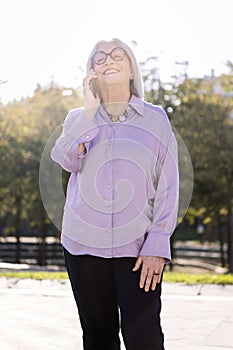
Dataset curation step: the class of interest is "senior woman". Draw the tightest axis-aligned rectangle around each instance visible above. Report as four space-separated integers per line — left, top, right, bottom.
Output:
51 38 179 350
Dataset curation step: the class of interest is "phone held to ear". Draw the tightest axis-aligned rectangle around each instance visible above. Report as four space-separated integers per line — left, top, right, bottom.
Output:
90 79 98 98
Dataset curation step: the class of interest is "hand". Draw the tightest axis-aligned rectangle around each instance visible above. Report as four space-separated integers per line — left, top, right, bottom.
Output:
83 69 100 120
77 143 85 155
132 256 165 292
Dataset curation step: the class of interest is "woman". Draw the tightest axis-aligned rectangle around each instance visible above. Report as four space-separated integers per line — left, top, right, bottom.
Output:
51 38 179 350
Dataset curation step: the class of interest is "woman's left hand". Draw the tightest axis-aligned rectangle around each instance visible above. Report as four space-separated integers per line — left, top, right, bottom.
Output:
132 256 165 292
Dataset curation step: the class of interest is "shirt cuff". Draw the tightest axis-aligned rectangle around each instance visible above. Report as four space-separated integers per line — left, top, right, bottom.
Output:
77 140 92 159
77 152 85 159
139 232 171 263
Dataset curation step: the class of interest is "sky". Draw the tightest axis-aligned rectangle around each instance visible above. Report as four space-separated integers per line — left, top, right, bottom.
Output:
1 0 233 104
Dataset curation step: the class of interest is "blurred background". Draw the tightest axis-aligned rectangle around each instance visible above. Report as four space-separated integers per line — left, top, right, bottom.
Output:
0 0 233 274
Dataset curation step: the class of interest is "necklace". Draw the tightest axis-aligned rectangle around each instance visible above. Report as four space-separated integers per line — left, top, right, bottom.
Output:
103 107 128 122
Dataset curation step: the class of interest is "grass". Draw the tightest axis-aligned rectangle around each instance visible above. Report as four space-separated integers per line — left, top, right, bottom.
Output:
0 271 68 280
0 271 233 285
163 272 233 285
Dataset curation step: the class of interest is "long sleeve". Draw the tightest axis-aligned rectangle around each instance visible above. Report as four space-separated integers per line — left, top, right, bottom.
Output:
51 108 99 172
139 131 179 262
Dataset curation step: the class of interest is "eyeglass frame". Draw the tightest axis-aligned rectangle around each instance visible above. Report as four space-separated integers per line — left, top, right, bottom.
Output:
91 47 127 65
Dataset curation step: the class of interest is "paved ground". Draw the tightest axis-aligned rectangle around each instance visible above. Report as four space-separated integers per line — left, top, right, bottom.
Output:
0 277 233 350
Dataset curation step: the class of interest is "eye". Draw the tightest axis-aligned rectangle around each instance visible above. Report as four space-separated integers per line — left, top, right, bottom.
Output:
112 48 125 61
93 51 106 65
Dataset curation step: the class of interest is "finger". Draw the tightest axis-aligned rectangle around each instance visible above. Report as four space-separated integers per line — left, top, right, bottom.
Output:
83 71 97 88
139 264 148 289
144 270 154 292
132 257 142 271
151 277 157 291
151 274 159 291
87 70 98 82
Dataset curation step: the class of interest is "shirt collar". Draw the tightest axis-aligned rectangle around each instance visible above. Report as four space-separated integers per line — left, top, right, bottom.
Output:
128 95 144 117
98 95 144 121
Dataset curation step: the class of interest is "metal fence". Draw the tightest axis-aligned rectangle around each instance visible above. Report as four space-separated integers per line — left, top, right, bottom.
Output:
0 236 228 269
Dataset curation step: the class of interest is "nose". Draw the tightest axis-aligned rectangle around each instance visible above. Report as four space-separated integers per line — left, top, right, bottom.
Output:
105 53 114 64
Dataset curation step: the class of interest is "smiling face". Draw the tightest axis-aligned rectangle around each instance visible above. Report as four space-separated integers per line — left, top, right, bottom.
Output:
92 42 133 93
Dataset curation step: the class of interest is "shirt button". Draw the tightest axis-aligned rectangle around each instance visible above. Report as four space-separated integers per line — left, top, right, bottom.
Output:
85 135 90 139
107 229 111 233
107 206 111 211
108 162 112 167
107 184 111 188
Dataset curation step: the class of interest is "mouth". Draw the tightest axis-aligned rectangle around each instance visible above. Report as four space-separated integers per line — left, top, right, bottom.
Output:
103 68 120 75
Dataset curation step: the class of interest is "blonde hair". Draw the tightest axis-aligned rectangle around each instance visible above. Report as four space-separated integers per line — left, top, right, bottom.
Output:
86 38 144 99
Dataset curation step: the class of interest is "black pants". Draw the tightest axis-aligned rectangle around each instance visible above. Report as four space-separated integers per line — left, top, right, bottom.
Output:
64 249 165 350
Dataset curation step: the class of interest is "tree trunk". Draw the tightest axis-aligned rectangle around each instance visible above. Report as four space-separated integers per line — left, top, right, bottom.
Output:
227 178 233 272
15 196 22 263
218 217 225 268
37 206 47 266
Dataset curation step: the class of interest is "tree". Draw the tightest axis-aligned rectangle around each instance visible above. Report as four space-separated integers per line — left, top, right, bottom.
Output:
141 59 233 272
0 84 83 264
172 74 233 272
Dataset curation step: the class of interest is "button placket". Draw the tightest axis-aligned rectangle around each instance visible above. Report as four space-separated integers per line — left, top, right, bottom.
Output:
110 126 115 252
106 125 114 245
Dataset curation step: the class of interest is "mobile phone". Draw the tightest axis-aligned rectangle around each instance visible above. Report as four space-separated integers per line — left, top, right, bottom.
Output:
90 79 98 98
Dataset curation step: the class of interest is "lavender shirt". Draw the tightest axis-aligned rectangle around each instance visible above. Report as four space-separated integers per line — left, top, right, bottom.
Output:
51 95 179 262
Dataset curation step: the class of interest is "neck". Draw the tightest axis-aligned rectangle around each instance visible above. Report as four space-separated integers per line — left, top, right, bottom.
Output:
101 85 131 116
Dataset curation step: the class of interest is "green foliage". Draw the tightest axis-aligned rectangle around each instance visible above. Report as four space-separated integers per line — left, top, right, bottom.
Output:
0 271 68 280
141 61 233 270
172 76 233 222
163 272 233 285
141 60 233 224
0 85 83 236
1 271 233 285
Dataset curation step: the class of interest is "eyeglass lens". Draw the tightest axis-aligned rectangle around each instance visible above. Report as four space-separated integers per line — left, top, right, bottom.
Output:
93 47 126 65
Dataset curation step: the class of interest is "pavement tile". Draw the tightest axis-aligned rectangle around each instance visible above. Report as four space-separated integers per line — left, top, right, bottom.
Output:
0 280 233 350
203 319 233 347
201 284 233 296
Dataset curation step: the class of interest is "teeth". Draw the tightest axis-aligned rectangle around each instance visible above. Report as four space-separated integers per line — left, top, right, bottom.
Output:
104 69 118 74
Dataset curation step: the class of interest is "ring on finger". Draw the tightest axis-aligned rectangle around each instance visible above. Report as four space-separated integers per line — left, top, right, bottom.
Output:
154 272 159 276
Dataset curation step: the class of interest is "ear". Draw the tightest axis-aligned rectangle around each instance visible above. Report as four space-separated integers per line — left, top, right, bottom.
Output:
129 62 134 79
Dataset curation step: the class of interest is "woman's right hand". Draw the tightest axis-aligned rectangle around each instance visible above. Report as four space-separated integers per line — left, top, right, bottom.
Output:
79 70 100 154
83 69 100 120
77 142 86 156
